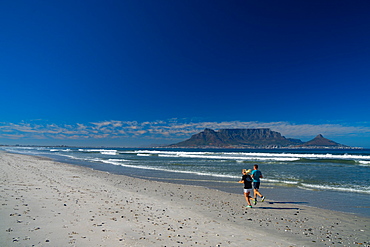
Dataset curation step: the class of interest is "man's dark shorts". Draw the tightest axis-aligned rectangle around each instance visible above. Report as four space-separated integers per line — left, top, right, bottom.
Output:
253 182 260 189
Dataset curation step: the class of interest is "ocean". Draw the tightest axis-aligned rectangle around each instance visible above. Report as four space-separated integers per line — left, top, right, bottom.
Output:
2 146 370 217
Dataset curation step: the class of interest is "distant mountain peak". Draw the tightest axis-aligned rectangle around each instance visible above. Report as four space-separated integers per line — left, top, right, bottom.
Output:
300 134 345 147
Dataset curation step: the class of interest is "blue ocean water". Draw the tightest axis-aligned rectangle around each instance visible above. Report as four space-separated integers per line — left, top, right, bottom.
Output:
2 146 370 217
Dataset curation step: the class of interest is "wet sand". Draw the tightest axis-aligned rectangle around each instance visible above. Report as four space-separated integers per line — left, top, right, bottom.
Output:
0 151 369 246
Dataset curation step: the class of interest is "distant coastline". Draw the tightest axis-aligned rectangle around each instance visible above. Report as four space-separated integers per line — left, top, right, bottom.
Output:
0 128 364 150
157 145 363 150
166 128 362 149
0 144 364 150
1 144 365 150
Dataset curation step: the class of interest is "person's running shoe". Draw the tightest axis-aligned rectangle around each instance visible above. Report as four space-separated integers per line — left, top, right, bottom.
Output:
246 205 252 208
261 196 265 202
253 198 257 205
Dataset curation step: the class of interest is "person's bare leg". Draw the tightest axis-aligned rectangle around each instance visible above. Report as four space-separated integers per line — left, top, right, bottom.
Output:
244 192 252 206
254 188 263 198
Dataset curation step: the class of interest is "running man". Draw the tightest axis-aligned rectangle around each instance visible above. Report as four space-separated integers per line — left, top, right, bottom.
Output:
251 164 265 205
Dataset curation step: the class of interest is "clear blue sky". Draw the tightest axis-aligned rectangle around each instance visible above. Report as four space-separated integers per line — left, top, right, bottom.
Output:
1 0 370 147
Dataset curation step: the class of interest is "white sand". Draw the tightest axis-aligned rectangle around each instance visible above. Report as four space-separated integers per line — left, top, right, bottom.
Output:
0 151 369 246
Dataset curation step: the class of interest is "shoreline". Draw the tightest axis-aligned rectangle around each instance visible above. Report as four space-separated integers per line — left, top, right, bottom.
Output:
129 172 370 219
40 150 370 218
1 151 369 246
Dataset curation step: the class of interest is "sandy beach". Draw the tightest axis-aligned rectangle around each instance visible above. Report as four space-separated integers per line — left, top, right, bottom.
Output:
0 151 369 247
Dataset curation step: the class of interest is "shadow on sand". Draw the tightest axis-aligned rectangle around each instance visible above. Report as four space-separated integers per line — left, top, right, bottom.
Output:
252 201 308 210
256 207 301 210
268 201 308 204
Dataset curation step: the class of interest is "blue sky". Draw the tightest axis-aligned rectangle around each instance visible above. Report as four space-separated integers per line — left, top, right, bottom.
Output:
1 0 370 147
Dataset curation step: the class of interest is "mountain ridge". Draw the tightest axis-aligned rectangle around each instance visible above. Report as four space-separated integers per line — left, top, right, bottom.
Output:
168 128 348 148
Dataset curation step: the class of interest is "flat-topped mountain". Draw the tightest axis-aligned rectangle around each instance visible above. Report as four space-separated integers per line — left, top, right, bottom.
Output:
168 128 347 148
169 128 302 148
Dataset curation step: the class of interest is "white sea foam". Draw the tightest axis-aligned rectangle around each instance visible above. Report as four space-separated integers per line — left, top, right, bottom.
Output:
75 148 118 155
229 152 370 160
83 149 370 162
133 150 370 162
153 152 299 161
108 159 128 162
300 183 370 194
57 154 79 160
89 158 238 179
264 178 299 184
358 160 370 166
78 149 115 153
100 150 118 155
282 180 299 184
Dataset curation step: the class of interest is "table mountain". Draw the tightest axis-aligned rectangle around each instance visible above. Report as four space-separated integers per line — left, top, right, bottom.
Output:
169 128 303 148
168 129 349 148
